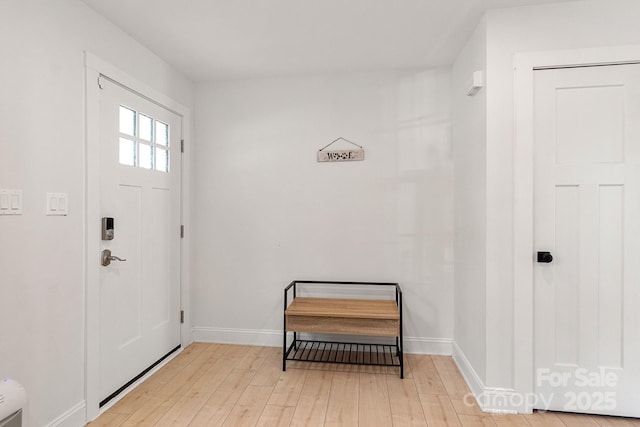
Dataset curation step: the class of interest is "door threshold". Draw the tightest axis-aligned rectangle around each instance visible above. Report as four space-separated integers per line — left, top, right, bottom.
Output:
99 345 181 409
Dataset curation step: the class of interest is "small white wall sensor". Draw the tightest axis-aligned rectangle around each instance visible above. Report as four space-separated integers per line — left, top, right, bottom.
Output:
466 70 484 97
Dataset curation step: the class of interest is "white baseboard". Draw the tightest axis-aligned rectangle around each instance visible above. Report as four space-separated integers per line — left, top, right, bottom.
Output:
452 341 485 398
193 327 283 347
192 326 453 355
405 336 452 355
45 401 86 427
451 342 519 414
480 388 520 414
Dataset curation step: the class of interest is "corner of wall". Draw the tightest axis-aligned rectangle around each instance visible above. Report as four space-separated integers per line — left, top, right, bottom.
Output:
453 341 527 415
452 5 488 391
452 341 484 398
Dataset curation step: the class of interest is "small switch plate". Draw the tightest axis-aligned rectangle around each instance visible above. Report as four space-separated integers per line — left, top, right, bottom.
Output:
0 190 22 215
46 193 68 216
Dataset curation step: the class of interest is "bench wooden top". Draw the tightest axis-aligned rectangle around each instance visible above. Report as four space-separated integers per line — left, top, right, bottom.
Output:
285 297 399 320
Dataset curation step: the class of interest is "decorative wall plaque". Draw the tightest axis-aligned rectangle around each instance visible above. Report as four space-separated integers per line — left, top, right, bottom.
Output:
317 137 365 162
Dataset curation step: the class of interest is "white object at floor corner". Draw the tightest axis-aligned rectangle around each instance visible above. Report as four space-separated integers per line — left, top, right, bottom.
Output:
0 379 27 424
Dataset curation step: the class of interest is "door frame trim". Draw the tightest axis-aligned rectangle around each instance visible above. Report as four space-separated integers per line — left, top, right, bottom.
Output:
513 45 640 413
84 52 192 422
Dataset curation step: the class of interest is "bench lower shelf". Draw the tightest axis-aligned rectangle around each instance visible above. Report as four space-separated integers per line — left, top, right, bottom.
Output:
284 339 402 370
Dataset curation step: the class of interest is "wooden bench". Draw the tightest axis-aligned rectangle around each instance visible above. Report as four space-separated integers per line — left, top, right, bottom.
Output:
283 280 403 378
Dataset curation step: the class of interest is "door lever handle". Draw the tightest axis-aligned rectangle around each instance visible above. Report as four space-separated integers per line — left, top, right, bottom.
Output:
102 249 127 266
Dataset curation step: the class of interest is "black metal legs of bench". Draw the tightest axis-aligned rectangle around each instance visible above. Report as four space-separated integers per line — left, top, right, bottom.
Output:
396 336 404 378
283 281 297 372
398 287 404 378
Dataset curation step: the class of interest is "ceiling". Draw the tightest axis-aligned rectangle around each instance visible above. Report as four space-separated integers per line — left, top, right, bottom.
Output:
81 0 574 82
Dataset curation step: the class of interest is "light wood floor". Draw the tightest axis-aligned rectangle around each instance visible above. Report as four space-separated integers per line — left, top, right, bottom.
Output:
90 343 640 426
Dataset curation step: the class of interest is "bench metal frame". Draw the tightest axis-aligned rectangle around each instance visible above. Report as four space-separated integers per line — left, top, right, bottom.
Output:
283 280 404 378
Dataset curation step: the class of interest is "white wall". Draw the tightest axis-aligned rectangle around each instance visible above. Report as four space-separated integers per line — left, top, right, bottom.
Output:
192 70 454 351
0 0 193 425
451 16 487 387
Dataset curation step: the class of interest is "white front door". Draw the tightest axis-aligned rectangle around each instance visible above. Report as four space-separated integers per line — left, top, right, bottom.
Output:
98 77 182 406
534 64 640 416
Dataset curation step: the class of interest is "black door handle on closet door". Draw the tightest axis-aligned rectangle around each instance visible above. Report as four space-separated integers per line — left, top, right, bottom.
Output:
537 252 553 263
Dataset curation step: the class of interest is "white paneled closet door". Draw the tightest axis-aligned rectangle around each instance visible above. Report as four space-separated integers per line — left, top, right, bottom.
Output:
534 63 640 417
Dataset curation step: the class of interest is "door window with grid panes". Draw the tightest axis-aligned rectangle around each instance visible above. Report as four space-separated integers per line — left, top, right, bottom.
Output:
119 106 170 172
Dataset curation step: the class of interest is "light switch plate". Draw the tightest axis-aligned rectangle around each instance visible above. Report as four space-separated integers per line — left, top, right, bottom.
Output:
0 190 22 215
46 193 68 216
